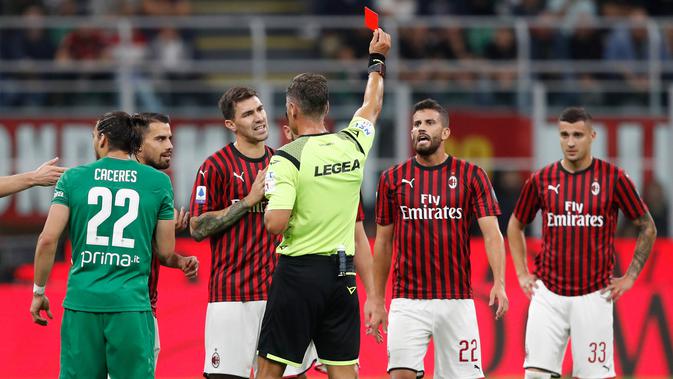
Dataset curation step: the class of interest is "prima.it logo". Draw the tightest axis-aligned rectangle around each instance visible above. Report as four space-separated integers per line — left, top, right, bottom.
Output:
80 250 140 268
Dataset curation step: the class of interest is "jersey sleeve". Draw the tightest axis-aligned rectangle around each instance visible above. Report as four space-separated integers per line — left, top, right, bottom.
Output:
158 173 175 221
614 169 648 220
190 159 224 217
470 167 501 218
51 171 70 207
339 116 376 158
356 196 365 222
264 154 298 210
375 170 394 225
513 174 540 224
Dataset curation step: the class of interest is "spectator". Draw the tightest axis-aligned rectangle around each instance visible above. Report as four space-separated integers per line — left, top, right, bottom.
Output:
603 7 670 104
512 0 547 16
567 13 605 104
547 0 597 31
2 5 56 106
485 27 518 104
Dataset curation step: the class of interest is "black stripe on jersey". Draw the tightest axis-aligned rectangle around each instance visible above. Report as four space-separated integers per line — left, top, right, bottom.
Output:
276 150 300 170
340 130 365 155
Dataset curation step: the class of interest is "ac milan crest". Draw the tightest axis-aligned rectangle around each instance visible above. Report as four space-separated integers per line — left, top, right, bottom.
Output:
448 175 458 189
591 181 600 196
211 351 220 368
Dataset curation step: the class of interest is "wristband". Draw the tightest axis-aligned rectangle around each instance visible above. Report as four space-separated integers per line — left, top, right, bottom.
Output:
33 284 45 295
368 53 386 67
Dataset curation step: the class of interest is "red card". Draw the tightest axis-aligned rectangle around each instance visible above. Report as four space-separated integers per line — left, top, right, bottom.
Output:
364 7 379 31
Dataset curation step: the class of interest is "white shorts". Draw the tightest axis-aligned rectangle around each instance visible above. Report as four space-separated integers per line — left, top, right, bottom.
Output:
387 298 484 379
204 301 316 377
525 280 615 378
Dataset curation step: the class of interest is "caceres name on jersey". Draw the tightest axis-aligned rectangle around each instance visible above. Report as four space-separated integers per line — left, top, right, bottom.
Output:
94 168 137 183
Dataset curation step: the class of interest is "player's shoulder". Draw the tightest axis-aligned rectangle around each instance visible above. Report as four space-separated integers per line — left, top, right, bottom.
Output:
199 145 235 171
530 161 561 181
593 157 622 174
381 158 414 178
275 137 309 164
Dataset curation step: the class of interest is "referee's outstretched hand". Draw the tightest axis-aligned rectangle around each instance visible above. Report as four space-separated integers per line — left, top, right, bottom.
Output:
369 28 391 56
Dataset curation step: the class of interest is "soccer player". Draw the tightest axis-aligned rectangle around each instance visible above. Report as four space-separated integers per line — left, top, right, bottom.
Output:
0 157 66 197
507 107 657 379
367 98 508 379
135 112 199 370
189 88 313 379
257 28 391 379
30 111 192 378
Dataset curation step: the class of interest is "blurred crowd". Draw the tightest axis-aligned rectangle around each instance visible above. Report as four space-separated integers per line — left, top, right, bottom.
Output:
2 0 673 108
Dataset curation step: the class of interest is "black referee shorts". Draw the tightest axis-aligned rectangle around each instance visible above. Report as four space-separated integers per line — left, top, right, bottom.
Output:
258 254 360 367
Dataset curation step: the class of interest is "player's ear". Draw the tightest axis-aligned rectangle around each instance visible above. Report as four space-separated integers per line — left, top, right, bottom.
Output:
224 119 237 133
442 127 451 141
98 133 107 149
288 101 298 121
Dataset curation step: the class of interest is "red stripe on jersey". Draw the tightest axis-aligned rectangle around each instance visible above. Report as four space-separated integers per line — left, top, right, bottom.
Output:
189 143 279 302
357 198 365 222
375 156 501 299
148 253 159 316
513 159 648 296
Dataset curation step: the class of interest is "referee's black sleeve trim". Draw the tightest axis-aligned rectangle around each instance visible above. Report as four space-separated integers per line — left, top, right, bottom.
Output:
275 150 300 170
340 130 365 155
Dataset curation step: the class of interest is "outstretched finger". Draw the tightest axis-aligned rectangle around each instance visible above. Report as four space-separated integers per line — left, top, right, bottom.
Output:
43 157 60 166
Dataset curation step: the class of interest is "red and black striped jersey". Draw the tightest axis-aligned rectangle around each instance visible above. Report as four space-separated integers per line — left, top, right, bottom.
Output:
190 143 277 302
376 156 500 299
513 158 648 296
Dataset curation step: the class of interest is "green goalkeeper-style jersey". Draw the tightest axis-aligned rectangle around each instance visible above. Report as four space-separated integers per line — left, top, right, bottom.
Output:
264 116 375 256
52 157 174 312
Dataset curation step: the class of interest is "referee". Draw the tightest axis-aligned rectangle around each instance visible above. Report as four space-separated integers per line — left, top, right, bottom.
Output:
256 28 391 379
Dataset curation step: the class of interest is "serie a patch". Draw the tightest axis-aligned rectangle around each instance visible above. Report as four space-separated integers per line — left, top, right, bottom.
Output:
195 186 207 204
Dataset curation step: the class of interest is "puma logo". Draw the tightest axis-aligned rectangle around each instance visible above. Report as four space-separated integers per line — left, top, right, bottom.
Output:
199 170 208 177
548 184 560 194
401 178 414 188
233 172 245 182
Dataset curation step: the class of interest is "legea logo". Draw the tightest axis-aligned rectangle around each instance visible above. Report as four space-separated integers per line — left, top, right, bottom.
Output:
80 250 140 268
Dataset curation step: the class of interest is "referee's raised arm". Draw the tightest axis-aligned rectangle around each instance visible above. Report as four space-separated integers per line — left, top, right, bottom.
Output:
353 28 391 124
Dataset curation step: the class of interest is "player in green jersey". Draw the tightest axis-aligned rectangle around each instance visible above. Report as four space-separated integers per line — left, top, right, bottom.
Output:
30 111 190 379
256 28 391 379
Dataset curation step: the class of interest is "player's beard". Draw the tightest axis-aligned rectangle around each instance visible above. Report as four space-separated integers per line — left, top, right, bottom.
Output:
415 135 442 156
148 157 170 170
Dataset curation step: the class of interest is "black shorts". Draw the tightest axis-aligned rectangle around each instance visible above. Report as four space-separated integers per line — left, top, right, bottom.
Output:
258 254 360 367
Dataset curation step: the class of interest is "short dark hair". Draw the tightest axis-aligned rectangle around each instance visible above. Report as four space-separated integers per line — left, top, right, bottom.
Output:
139 112 170 124
559 107 592 124
412 98 449 127
218 87 258 120
135 112 170 135
95 111 144 154
286 73 329 120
